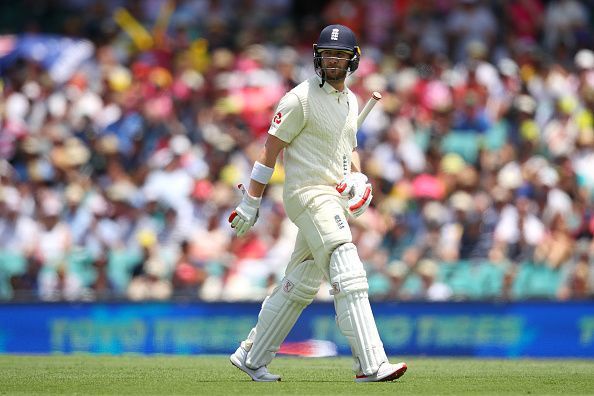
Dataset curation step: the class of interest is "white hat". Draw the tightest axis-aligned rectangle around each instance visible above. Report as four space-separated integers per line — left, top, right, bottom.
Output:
498 162 523 189
575 49 594 70
145 257 167 278
364 73 388 93
5 92 30 122
387 260 408 278
423 201 447 224
47 92 68 119
515 94 537 114
170 135 191 156
106 181 137 203
393 67 418 93
41 195 63 216
538 166 559 187
449 191 474 212
87 194 108 215
1 186 20 211
498 58 519 77
150 148 174 168
0 160 12 177
417 259 438 278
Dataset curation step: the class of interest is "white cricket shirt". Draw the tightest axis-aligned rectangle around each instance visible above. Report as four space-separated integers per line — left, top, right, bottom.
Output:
268 76 359 209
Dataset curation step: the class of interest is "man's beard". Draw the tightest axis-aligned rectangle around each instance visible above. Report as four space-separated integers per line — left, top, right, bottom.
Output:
321 66 348 81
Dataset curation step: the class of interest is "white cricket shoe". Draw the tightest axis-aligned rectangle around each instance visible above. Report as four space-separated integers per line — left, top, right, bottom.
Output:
230 344 281 382
355 361 407 383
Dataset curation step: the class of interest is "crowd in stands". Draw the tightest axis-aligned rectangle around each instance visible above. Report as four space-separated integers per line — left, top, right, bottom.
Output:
1 0 594 302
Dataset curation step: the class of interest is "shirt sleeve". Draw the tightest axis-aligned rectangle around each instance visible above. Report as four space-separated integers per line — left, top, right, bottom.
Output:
267 92 305 143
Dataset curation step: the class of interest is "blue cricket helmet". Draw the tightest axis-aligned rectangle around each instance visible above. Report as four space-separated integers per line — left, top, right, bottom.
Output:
313 24 361 80
316 24 358 53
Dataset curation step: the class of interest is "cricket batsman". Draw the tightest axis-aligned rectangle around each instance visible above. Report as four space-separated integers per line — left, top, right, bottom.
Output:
228 24 407 383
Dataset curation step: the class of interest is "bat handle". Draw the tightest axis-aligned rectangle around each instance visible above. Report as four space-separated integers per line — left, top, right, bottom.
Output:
357 91 382 129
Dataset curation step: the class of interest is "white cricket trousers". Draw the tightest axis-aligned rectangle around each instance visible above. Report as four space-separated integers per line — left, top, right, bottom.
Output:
243 190 351 368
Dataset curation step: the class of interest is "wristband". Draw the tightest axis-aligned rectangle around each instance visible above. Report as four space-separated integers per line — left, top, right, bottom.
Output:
250 161 274 185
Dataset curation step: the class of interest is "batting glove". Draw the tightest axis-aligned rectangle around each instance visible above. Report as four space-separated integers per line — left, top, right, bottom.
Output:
336 172 373 218
228 184 261 237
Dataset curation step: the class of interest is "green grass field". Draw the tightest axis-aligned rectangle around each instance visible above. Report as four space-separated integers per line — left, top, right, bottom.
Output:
1 355 593 395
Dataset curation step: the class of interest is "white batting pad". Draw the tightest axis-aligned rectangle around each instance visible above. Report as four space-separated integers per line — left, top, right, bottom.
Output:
245 260 323 369
330 243 388 376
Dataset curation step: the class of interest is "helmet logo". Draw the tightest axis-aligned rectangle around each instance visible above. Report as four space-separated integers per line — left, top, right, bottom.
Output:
330 28 339 41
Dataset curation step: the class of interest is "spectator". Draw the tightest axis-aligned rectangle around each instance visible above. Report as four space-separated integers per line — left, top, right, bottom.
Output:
446 0 497 63
171 240 207 299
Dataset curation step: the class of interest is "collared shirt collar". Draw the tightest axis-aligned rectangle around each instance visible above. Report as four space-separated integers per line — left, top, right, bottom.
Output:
316 75 348 95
